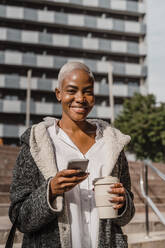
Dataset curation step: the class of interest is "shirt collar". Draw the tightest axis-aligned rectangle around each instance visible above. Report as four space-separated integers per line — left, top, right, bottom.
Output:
54 118 60 135
53 118 103 141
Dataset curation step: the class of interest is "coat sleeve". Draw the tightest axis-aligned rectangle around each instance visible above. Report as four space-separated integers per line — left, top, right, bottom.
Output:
112 151 135 226
9 143 63 233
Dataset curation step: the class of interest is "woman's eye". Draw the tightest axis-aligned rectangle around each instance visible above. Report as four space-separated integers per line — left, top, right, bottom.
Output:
67 90 76 94
85 91 94 95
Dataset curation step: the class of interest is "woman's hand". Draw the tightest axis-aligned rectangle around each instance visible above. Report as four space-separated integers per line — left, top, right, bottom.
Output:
50 169 89 198
108 183 126 210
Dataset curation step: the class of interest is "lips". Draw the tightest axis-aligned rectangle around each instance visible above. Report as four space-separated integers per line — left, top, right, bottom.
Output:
70 106 88 114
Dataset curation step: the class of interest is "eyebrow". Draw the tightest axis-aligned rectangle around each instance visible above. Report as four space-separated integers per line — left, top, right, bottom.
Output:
65 85 93 90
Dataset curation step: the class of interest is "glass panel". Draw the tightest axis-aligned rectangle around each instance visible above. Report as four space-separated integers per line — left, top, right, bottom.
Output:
53 103 62 115
24 8 37 21
113 63 125 75
5 75 20 88
85 59 97 72
127 1 138 12
55 12 68 24
69 35 82 48
0 5 6 17
113 20 125 32
0 52 4 63
98 0 110 8
99 39 111 51
7 29 21 42
4 125 18 137
127 42 139 54
54 56 67 68
39 32 52 45
85 16 97 28
38 78 52 91
22 53 36 66
70 0 82 4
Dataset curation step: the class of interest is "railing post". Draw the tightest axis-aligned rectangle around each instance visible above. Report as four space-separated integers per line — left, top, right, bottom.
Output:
144 164 150 237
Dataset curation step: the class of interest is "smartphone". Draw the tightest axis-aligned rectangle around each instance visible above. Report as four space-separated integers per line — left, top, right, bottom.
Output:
67 159 89 172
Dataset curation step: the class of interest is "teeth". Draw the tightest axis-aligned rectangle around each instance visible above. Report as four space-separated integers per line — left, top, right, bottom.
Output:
72 107 86 109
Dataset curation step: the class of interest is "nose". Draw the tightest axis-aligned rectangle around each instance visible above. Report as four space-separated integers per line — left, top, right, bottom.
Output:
75 91 85 103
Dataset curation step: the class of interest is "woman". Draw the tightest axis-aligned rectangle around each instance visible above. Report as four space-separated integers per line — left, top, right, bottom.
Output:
9 62 135 248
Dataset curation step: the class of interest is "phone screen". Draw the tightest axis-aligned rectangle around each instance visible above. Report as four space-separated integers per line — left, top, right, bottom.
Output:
67 159 89 172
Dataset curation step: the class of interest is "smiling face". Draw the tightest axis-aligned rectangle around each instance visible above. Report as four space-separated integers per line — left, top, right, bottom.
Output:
55 69 95 122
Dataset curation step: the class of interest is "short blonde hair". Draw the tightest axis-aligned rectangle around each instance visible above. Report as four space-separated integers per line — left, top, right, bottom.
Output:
57 61 94 88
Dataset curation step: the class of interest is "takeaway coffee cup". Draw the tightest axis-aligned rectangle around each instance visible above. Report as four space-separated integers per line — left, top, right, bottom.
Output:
93 176 119 219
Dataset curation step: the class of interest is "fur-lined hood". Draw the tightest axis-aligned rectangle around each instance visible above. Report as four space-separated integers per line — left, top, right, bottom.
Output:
21 117 131 178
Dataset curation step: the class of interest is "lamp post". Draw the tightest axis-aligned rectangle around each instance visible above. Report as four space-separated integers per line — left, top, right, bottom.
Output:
108 64 114 124
26 69 32 128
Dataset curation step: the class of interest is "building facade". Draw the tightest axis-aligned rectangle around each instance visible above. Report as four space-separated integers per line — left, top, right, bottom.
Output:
0 0 147 145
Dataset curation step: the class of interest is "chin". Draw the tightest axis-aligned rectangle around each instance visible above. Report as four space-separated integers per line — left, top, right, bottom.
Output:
70 114 88 122
72 116 87 122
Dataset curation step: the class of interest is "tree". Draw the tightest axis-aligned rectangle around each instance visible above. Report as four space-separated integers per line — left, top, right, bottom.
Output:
114 93 165 162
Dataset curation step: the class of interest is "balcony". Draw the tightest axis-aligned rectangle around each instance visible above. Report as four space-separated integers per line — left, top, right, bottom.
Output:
95 81 140 97
49 0 146 15
0 51 147 78
0 74 141 98
0 27 147 56
0 124 26 138
0 99 122 120
0 5 146 36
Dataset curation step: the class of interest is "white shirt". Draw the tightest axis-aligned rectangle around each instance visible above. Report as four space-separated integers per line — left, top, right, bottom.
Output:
47 119 106 248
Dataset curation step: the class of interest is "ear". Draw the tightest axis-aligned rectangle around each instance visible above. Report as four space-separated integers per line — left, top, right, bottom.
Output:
55 88 61 102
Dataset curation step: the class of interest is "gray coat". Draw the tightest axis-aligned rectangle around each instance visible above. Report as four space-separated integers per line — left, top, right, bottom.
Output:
9 118 135 248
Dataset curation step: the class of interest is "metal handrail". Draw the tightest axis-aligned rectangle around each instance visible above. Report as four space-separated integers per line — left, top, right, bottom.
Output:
140 159 165 237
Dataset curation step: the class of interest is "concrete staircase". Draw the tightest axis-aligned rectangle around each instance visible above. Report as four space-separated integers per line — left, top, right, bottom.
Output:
125 161 165 247
0 146 22 247
0 146 19 218
1 146 165 247
129 161 165 213
123 212 165 248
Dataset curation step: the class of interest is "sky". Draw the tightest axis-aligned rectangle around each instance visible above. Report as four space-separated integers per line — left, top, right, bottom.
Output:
147 0 165 103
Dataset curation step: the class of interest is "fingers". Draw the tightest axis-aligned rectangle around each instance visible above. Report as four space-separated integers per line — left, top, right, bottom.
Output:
110 195 126 209
57 169 84 177
113 203 125 210
108 183 126 210
50 169 89 196
110 196 125 203
56 173 89 184
108 183 125 195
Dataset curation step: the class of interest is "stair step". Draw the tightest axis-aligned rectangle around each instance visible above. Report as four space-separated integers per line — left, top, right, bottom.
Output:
0 243 21 248
135 203 165 212
134 196 165 204
127 231 165 248
0 185 10 193
0 193 10 204
0 217 23 245
123 212 165 234
0 204 9 216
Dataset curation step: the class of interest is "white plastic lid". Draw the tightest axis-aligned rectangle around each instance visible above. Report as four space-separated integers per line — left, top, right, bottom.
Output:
93 176 119 185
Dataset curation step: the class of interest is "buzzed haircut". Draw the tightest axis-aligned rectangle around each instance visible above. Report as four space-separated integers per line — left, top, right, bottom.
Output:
57 61 95 89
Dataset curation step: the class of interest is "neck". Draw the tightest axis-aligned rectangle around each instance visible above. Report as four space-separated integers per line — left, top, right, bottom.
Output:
59 115 88 133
